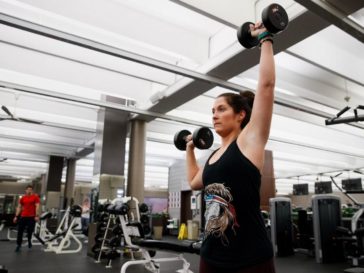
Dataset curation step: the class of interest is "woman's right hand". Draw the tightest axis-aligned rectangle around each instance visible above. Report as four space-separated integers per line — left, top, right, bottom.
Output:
186 134 195 151
249 21 267 37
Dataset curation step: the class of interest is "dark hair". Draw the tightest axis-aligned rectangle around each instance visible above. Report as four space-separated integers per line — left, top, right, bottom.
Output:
217 91 255 129
26 184 33 189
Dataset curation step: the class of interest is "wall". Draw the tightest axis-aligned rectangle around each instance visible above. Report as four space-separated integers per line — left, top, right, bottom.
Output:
0 182 30 195
168 159 187 221
73 184 94 205
290 191 364 208
144 190 168 199
260 150 276 211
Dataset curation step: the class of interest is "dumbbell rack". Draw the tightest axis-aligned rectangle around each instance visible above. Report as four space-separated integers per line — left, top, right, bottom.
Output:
93 197 145 269
95 214 118 268
139 203 152 238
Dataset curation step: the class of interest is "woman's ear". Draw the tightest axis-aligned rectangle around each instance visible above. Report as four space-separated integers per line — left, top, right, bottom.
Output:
238 110 246 122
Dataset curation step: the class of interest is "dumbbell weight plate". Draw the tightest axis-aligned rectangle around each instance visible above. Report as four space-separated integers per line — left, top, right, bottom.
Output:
174 130 191 151
106 204 116 214
99 213 109 222
192 127 214 150
97 223 107 233
121 204 129 215
92 246 101 254
112 225 123 235
143 225 151 235
105 250 120 259
95 233 104 242
140 214 149 224
262 3 289 34
114 203 129 215
139 203 149 213
237 22 259 49
108 236 121 247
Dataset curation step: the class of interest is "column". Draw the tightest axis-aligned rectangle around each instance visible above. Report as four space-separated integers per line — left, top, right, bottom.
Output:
93 95 130 199
260 150 276 211
126 119 147 202
45 155 64 210
64 158 76 208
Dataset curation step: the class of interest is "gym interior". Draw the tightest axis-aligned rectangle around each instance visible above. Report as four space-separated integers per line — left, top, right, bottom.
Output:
0 1 364 273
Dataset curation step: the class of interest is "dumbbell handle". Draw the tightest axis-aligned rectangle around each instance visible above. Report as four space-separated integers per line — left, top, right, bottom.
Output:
185 135 194 150
248 22 270 38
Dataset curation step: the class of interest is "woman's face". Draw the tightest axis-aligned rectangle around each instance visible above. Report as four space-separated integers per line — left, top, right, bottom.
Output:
212 97 244 136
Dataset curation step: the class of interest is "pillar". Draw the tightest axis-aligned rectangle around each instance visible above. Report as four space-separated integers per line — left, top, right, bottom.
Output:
260 150 276 211
45 155 64 209
126 119 147 202
93 95 130 199
64 158 76 208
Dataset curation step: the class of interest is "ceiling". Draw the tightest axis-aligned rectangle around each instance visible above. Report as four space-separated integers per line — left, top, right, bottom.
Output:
0 0 363 194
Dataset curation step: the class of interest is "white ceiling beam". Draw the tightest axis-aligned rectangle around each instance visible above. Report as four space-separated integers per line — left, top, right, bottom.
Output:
240 60 364 110
0 151 47 162
0 146 75 158
287 28 364 86
0 134 93 149
285 50 364 89
294 0 364 43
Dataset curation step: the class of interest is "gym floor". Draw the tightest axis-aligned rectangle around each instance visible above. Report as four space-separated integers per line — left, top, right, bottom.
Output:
0 231 353 273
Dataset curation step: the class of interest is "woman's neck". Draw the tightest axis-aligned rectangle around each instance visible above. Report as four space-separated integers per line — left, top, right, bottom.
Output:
220 130 240 149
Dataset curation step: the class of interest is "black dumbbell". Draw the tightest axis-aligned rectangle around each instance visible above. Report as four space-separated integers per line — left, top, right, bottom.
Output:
105 249 120 260
114 203 129 215
108 236 121 247
143 225 151 235
140 214 149 224
112 225 123 235
99 213 109 222
237 3 289 49
174 127 214 151
139 203 149 213
91 245 101 253
106 204 116 214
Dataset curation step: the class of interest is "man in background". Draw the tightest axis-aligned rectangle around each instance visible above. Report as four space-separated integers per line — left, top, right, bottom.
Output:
13 185 40 252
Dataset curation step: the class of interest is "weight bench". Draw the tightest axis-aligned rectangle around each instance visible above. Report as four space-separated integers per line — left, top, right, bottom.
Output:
131 238 201 254
119 218 201 273
121 239 201 273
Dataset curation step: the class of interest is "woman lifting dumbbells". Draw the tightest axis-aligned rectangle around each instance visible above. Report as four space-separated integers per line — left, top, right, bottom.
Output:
183 4 289 273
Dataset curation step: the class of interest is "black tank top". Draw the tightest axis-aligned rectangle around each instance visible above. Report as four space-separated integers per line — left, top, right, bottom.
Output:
201 140 273 269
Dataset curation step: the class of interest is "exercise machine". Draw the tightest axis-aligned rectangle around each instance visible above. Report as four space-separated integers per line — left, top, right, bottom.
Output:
34 205 83 254
312 194 344 263
269 197 294 256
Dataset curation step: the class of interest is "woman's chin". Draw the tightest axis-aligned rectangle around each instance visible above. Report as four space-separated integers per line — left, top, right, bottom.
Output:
214 128 224 136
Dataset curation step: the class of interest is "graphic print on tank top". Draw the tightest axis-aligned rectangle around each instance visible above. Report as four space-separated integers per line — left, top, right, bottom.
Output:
204 183 239 245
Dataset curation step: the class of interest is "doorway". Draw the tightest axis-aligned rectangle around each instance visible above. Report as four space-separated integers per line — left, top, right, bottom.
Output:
180 190 192 225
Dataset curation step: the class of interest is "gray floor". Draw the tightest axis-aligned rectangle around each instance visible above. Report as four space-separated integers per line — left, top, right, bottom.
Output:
0 231 356 273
